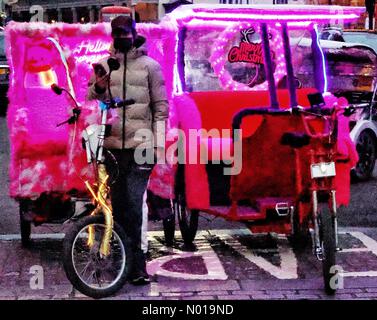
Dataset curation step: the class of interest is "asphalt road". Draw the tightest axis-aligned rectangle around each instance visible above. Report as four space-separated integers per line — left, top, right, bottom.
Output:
0 116 18 235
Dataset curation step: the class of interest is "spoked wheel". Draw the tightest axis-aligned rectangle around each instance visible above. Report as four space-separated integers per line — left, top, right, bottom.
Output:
20 201 31 248
174 191 199 246
318 206 337 295
353 130 376 181
162 215 175 247
63 215 128 299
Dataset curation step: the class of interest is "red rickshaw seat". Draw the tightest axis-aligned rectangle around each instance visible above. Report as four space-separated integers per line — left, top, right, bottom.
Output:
188 89 316 161
229 115 318 203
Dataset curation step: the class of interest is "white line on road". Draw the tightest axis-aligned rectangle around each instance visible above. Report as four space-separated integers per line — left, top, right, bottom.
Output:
343 271 377 277
348 231 377 257
3 228 377 281
340 248 370 253
0 229 253 241
0 233 65 241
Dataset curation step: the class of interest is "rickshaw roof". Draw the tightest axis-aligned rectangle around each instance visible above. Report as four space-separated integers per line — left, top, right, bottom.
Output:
167 4 365 24
100 6 132 14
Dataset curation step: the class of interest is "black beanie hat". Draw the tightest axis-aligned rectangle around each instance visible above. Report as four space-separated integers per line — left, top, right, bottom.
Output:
111 15 136 39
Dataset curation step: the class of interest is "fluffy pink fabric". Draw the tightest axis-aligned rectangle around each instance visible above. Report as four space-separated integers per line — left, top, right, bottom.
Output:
5 22 357 210
5 22 174 198
174 94 210 209
147 94 211 210
325 94 358 205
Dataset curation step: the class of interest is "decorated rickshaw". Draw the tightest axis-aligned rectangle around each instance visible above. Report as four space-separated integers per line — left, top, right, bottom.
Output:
5 4 363 297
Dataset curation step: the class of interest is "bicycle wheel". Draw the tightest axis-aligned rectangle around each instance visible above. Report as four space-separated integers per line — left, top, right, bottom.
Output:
319 205 337 295
174 191 199 246
163 215 175 247
63 215 127 299
20 201 31 247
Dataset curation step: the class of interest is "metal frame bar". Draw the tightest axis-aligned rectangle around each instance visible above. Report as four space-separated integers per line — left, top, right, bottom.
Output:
261 23 279 109
281 22 298 108
311 25 326 93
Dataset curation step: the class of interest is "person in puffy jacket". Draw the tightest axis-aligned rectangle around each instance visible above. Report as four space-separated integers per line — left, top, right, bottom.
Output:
87 15 169 285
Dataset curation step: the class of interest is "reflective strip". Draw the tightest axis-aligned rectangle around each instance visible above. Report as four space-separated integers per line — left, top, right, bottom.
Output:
141 190 148 254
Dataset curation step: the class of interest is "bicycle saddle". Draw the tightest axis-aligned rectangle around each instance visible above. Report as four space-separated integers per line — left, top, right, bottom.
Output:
281 132 311 149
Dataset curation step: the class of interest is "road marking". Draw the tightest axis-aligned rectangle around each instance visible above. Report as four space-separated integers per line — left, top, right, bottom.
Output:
0 233 65 241
0 229 252 241
343 271 377 277
4 229 377 280
337 231 377 278
147 246 228 281
347 231 377 257
340 248 370 253
217 233 298 279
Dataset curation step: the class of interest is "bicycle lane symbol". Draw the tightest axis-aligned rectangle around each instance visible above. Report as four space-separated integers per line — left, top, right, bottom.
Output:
146 229 377 281
146 229 298 280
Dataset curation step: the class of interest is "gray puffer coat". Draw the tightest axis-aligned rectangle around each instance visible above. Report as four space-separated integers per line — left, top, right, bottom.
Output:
87 37 169 150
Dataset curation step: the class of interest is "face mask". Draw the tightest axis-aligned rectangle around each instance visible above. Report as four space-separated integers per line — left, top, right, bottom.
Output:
114 37 133 53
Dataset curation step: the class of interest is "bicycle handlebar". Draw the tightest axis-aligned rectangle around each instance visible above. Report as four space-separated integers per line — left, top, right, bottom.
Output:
231 102 372 142
232 107 292 137
342 103 369 117
108 98 136 109
232 106 338 141
52 83 136 127
56 108 81 127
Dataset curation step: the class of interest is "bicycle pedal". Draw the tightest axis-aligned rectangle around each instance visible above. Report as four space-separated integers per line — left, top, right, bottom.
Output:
275 203 292 217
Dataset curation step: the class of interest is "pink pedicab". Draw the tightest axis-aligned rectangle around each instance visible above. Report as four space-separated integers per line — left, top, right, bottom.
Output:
5 4 363 297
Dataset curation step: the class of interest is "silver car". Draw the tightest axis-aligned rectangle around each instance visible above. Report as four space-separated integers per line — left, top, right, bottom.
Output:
326 30 377 181
295 34 377 181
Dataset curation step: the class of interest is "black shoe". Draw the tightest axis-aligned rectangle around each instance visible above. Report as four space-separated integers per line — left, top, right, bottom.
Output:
129 271 150 286
144 251 152 261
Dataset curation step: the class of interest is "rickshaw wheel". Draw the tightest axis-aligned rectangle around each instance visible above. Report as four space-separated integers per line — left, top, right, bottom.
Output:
63 215 128 299
163 216 175 247
319 206 337 295
20 201 31 247
174 192 199 246
352 130 376 182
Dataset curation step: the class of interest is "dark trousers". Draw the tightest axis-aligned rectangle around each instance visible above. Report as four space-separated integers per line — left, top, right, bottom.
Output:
105 149 154 275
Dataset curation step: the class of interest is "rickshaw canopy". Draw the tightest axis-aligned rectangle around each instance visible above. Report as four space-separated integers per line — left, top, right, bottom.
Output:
165 4 365 24
4 4 365 201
